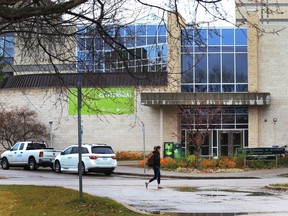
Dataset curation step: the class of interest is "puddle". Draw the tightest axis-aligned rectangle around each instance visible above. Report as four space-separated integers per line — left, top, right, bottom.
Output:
246 191 274 196
278 173 288 178
156 213 248 215
173 186 200 192
173 187 275 197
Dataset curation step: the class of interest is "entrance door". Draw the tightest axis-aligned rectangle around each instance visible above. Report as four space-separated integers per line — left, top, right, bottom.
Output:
218 131 243 157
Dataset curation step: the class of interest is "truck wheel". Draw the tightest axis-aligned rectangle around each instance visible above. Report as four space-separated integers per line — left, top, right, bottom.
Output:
28 157 37 171
1 157 10 170
55 161 61 173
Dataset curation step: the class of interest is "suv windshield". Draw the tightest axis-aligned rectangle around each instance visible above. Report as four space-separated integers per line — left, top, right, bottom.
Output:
92 146 114 154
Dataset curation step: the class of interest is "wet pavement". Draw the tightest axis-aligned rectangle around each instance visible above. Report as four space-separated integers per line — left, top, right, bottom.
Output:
114 161 288 215
1 161 288 215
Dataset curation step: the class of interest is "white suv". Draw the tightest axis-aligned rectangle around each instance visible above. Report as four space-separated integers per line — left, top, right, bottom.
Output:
54 144 117 175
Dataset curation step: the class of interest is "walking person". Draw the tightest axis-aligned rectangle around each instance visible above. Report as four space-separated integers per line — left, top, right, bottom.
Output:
145 145 162 189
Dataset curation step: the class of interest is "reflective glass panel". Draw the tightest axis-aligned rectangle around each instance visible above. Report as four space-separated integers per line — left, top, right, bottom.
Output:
235 29 247 45
136 25 146 35
194 29 207 46
195 54 207 83
208 29 220 45
181 54 194 83
195 85 207 92
236 84 248 92
222 29 234 45
236 53 248 82
222 53 234 83
208 54 220 83
147 25 157 35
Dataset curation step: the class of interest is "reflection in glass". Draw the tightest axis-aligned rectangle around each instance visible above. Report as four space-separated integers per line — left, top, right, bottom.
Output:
181 54 194 83
208 29 220 45
195 85 207 92
236 84 248 92
208 54 220 83
236 53 248 82
222 53 234 83
235 29 247 45
222 85 235 92
195 54 207 83
222 29 234 45
194 29 207 46
181 85 194 92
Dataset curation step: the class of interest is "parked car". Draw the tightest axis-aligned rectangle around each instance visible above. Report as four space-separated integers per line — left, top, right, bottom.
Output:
0 141 61 170
54 144 117 175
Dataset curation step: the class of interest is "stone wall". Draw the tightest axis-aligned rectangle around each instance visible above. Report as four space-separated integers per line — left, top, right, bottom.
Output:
0 87 176 153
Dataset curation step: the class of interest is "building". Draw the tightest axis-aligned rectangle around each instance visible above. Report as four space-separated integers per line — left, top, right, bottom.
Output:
0 2 286 157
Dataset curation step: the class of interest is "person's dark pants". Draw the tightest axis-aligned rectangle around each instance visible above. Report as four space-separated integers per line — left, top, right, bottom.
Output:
149 166 161 184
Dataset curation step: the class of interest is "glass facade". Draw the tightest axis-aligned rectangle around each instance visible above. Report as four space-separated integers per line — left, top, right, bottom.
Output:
77 25 167 73
0 33 14 65
181 28 248 93
180 107 248 130
180 27 249 157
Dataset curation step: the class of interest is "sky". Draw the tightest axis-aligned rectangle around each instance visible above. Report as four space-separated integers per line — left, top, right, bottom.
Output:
129 0 236 26
67 0 236 27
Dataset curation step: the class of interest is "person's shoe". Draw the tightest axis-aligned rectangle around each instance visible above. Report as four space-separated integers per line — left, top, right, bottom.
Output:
158 186 163 189
145 182 148 189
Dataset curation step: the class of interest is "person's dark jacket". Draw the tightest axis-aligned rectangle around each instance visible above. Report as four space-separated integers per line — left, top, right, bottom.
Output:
153 150 161 168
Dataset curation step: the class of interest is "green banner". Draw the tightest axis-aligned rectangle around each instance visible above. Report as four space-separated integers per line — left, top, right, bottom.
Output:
68 87 134 115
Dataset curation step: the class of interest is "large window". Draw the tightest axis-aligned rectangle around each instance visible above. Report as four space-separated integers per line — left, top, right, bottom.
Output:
77 25 167 73
180 107 248 130
181 28 248 93
0 33 14 65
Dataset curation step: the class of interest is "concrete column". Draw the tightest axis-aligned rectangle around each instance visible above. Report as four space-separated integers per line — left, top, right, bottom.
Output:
167 12 186 93
247 11 260 147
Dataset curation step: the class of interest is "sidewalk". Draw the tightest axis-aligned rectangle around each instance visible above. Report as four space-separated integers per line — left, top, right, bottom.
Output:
115 160 288 179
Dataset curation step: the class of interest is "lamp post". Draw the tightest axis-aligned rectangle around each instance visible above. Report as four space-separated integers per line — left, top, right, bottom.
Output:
273 118 277 146
77 81 83 198
141 122 146 173
49 121 53 148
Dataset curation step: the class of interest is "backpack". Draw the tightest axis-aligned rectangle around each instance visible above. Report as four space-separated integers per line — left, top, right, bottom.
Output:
147 152 154 168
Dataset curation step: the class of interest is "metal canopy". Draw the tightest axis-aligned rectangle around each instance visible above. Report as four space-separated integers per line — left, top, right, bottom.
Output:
141 92 270 106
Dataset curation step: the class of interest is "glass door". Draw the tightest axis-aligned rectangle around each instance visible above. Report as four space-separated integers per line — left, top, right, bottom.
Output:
218 130 243 157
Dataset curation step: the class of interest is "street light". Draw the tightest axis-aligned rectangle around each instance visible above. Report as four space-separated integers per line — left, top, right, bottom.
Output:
49 121 53 148
141 122 146 173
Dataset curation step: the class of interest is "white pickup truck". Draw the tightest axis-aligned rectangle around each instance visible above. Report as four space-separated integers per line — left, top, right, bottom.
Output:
0 141 62 170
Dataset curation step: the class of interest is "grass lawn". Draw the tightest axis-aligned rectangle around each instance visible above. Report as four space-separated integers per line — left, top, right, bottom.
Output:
0 185 154 216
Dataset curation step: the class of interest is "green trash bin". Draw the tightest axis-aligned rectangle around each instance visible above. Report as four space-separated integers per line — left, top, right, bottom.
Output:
173 143 182 159
164 142 174 158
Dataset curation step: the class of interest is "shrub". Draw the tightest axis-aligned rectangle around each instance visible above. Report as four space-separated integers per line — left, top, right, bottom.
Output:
199 158 217 169
217 156 236 169
138 159 146 167
246 160 275 169
278 156 288 167
116 151 143 160
186 154 197 167
232 156 245 168
176 161 189 168
161 157 177 169
138 157 177 169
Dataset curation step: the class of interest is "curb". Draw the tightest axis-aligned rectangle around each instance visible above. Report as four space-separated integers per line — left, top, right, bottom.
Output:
113 171 260 179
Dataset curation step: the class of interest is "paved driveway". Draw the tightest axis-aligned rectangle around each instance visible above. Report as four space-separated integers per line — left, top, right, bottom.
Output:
1 167 288 215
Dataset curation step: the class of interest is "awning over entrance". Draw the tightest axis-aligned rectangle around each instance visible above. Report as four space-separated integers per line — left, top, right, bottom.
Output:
141 92 270 106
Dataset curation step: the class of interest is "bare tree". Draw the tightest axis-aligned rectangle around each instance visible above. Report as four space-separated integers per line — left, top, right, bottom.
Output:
0 106 50 149
177 102 222 164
